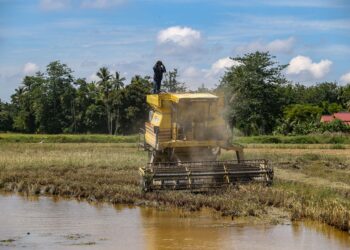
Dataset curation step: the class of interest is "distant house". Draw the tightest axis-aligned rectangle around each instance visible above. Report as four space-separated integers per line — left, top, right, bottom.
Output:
320 112 350 125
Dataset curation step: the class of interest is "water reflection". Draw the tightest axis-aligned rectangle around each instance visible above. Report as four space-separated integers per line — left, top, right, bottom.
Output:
140 208 234 250
139 208 350 250
0 194 349 250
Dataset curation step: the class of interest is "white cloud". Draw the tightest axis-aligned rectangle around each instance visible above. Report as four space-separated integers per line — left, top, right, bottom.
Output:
286 55 332 79
268 37 295 53
180 57 240 89
223 0 346 8
227 15 350 35
340 72 350 84
260 0 345 8
40 0 125 10
87 73 100 82
157 26 201 48
40 0 70 11
181 66 206 89
237 37 295 54
23 63 39 75
208 57 240 76
183 66 202 79
81 0 125 9
52 18 95 29
81 60 99 68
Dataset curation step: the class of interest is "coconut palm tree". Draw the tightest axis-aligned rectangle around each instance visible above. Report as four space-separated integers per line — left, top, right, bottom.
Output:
96 67 114 134
97 67 112 96
96 67 112 82
112 71 125 91
111 71 125 135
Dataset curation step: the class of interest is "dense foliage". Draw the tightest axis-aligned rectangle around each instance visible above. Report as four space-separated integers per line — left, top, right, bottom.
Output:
0 99 13 131
1 61 151 134
220 52 350 135
1 53 350 135
220 52 288 135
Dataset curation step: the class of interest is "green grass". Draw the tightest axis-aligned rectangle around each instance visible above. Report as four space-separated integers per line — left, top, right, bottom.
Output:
235 134 350 144
4 133 349 145
0 133 138 143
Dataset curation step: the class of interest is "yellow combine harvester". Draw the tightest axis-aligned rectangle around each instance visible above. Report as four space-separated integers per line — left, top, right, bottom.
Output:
139 93 273 191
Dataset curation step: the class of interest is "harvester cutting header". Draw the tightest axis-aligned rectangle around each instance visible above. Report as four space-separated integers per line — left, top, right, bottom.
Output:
139 93 273 191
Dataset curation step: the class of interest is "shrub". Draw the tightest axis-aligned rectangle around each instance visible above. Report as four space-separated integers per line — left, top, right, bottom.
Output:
257 136 282 144
320 119 350 133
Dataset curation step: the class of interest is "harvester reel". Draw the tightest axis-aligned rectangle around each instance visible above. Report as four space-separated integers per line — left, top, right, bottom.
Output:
140 158 273 191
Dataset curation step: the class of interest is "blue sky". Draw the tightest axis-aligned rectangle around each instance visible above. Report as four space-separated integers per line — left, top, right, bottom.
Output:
1 0 350 101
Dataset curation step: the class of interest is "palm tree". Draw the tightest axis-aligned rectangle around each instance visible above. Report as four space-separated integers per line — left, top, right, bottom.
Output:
112 71 125 90
111 72 125 135
97 67 112 96
96 67 112 83
96 67 113 134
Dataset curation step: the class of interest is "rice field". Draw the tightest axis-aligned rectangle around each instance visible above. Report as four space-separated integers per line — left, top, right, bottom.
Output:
0 139 349 232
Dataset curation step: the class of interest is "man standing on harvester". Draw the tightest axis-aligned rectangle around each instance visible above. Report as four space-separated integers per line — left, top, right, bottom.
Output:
153 60 166 94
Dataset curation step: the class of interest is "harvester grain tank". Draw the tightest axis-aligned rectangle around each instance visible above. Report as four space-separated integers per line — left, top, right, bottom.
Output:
139 93 273 191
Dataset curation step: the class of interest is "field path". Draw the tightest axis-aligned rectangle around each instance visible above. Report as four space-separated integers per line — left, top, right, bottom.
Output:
275 168 350 191
246 147 350 158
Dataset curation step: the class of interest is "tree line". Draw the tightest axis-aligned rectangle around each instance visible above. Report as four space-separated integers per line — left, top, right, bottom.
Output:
1 52 350 135
0 61 187 134
1 62 148 134
220 52 350 135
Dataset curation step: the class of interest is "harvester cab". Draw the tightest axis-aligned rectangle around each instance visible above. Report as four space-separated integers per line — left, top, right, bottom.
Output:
139 93 273 191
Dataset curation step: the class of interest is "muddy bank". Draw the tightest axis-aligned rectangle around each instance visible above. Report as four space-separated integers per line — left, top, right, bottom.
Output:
1 177 349 233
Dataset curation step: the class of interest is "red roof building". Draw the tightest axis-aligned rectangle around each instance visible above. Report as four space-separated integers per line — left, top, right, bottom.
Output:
320 115 334 123
320 112 350 125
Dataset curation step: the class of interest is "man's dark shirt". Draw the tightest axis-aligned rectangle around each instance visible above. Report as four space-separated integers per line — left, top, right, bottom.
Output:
153 64 166 83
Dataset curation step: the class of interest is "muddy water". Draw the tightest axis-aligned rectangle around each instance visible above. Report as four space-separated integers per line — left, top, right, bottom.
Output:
0 194 349 250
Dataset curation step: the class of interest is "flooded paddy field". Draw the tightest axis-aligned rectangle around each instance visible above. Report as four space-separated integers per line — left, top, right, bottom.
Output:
0 142 350 234
1 194 349 250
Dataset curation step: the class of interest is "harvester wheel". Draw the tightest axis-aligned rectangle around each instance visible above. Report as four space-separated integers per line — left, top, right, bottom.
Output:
266 169 274 186
140 178 147 192
140 170 153 192
140 178 150 192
